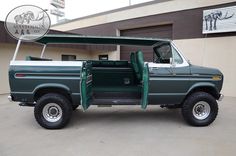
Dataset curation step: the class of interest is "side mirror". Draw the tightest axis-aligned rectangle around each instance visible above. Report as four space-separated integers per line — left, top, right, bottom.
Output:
187 60 191 64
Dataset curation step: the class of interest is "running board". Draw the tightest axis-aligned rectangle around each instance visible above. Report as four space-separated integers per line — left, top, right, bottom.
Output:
19 102 35 107
91 98 141 105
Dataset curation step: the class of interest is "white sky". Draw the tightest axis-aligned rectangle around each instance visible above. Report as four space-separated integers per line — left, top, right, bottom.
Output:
1 0 153 24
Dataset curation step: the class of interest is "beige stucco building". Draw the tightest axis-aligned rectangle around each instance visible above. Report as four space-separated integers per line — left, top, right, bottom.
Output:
1 0 236 97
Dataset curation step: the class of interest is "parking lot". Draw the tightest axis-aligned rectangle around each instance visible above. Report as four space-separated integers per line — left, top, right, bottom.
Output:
0 94 236 156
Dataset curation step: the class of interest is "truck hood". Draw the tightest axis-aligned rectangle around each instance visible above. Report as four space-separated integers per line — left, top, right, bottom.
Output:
190 64 222 76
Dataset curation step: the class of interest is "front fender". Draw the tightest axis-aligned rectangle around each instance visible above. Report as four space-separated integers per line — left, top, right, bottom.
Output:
187 82 220 97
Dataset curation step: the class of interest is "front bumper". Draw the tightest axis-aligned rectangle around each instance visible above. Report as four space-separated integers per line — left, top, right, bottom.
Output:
218 94 224 101
8 95 12 102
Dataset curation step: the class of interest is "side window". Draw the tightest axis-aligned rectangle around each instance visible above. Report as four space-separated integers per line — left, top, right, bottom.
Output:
154 44 172 64
172 47 183 64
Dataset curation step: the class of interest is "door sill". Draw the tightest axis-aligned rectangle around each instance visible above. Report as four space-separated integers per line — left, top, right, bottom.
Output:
91 98 140 105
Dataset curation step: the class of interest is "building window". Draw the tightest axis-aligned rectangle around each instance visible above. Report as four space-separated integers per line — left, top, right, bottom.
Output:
99 55 108 60
61 55 76 61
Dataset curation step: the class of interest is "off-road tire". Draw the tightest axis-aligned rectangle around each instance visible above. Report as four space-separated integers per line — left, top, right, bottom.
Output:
182 92 218 126
34 93 72 129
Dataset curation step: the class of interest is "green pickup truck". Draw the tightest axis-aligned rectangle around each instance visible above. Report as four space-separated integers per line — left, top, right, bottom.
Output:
8 35 224 129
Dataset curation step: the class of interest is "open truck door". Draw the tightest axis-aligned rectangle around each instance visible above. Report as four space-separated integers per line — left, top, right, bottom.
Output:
135 51 149 109
80 61 93 110
141 63 149 109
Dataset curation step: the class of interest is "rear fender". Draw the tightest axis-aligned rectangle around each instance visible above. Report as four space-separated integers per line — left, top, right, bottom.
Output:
33 83 71 101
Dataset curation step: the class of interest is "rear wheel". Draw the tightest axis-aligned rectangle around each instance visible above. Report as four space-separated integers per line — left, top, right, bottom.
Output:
182 92 218 126
34 93 72 129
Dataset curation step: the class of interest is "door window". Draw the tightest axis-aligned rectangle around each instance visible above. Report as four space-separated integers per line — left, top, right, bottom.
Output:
154 44 172 64
154 44 183 65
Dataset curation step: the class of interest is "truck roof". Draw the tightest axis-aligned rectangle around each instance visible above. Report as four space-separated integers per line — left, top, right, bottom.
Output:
33 34 170 46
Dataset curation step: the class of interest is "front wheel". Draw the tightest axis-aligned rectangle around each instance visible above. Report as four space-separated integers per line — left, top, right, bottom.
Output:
34 93 72 129
182 92 218 126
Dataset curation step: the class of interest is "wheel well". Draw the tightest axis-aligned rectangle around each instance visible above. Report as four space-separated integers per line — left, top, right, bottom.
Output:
179 86 219 107
187 86 219 100
34 87 72 103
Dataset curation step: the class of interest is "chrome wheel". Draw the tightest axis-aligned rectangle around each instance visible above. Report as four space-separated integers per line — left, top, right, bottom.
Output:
42 103 62 122
192 101 211 120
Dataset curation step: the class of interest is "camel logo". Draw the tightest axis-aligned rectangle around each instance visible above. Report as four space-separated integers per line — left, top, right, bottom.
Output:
5 5 51 41
203 6 236 34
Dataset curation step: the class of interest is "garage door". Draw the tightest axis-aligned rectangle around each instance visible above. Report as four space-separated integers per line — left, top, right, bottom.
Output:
120 24 173 61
